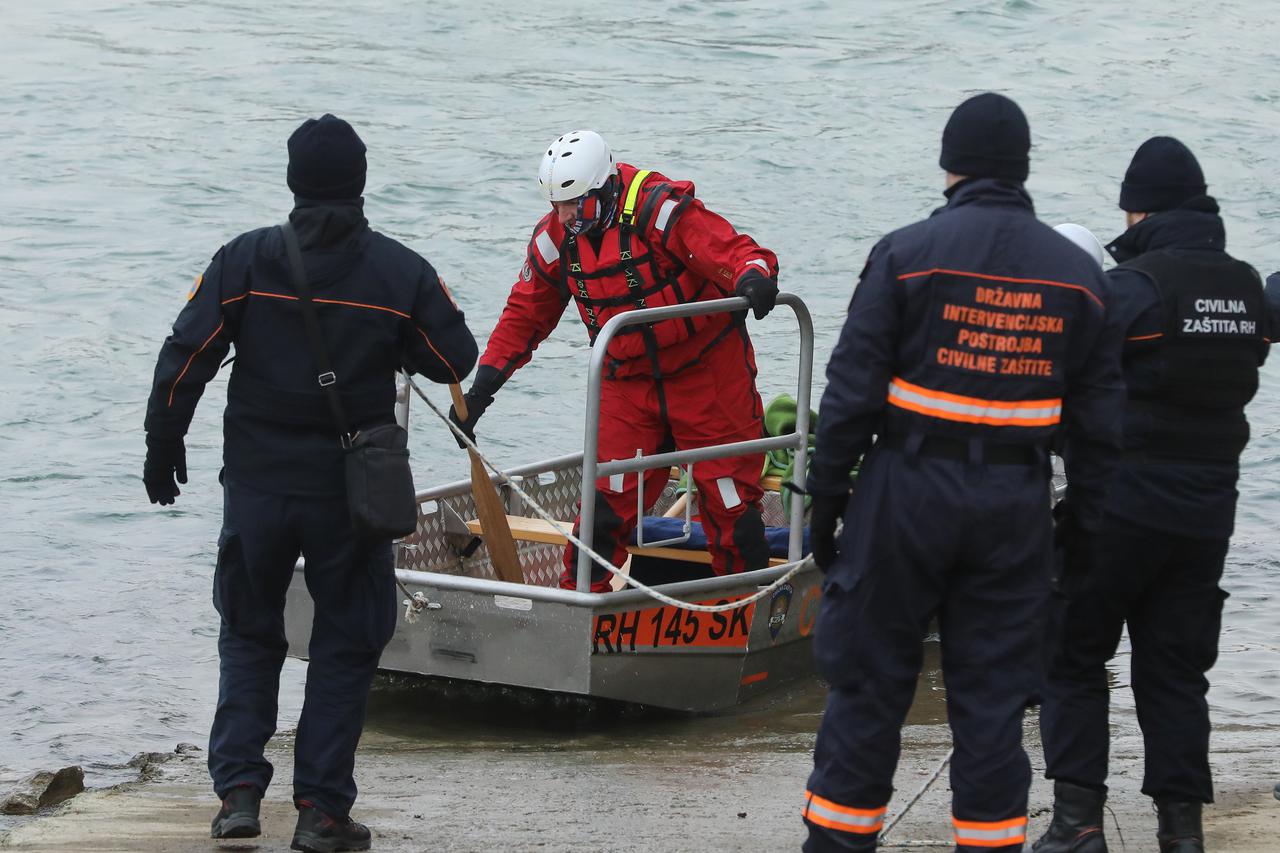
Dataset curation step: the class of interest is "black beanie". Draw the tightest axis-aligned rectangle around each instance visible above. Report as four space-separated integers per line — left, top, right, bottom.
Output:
1118 136 1206 212
939 92 1031 183
287 114 367 200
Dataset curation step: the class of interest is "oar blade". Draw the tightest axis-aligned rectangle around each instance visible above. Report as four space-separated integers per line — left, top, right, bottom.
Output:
449 383 524 584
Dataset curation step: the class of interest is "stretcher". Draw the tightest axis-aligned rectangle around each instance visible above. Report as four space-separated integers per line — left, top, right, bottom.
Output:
283 295 819 712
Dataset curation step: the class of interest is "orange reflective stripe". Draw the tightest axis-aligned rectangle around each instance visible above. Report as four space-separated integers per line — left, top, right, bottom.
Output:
887 377 1061 427
415 326 460 383
802 791 886 835
891 377 1060 410
232 291 459 382
315 296 411 320
952 815 1027 847
241 290 420 320
167 320 225 407
1126 332 1163 341
897 267 1104 309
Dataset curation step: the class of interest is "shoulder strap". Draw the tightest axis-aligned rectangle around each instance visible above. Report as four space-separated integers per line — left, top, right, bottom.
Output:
618 169 653 227
280 222 352 446
633 182 677 235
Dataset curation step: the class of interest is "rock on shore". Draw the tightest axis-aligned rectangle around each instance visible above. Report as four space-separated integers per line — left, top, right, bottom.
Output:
0 767 85 816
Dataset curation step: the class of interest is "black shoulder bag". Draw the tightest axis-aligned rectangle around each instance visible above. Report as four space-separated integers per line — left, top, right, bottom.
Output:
280 222 418 539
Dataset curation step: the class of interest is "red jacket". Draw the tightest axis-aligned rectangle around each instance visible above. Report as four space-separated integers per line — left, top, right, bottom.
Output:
481 163 778 380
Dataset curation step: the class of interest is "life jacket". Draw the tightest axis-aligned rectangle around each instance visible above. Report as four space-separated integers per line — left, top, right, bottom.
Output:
530 163 738 379
1119 251 1267 461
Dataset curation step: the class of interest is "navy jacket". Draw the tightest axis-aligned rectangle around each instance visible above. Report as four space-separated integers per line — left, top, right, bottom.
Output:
810 178 1124 526
145 199 478 496
1101 198 1271 537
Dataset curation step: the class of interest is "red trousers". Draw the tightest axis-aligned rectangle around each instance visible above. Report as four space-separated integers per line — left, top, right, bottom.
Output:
559 332 768 591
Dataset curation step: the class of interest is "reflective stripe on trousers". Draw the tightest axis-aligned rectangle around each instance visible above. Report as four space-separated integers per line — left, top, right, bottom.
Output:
952 815 1028 848
802 790 886 835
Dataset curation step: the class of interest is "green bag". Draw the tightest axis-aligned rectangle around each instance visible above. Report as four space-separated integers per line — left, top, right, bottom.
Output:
761 394 818 514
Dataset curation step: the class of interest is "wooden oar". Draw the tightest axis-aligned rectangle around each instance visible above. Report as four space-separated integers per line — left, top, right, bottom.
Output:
662 492 690 518
450 384 524 585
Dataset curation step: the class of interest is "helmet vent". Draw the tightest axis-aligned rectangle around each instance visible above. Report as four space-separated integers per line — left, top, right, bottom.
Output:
569 137 580 143
561 151 572 157
561 179 575 188
547 149 553 155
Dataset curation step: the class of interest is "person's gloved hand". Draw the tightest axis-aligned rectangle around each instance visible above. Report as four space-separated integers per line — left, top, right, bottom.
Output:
809 491 850 571
1050 497 1096 595
448 391 492 449
144 434 187 505
735 267 779 320
447 365 505 450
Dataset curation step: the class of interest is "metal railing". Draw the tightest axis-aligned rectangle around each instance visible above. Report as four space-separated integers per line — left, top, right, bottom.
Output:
576 293 815 591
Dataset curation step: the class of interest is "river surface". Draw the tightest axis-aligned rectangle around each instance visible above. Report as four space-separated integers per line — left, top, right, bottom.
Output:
2 0 1277 799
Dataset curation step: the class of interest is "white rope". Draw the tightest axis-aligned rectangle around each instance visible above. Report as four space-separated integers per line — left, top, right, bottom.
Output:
406 376 810 613
878 749 953 847
411 379 953 851
879 843 952 849
879 843 952 848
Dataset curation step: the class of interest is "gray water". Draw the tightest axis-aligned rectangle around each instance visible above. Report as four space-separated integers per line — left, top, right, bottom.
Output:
2 0 1278 786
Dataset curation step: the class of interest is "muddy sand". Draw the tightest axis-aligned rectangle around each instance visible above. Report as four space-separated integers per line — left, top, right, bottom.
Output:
2 680 1277 852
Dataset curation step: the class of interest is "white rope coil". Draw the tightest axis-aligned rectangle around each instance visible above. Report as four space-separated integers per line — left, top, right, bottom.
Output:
406 376 810 613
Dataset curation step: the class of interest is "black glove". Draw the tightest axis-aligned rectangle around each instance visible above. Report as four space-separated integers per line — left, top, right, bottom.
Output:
1050 497 1094 595
144 434 187 506
808 491 850 571
1051 497 1079 551
447 365 505 449
448 391 492 449
734 267 779 320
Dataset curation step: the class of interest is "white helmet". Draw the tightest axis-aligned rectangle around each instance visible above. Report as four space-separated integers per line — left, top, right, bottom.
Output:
1053 223 1105 268
538 130 616 202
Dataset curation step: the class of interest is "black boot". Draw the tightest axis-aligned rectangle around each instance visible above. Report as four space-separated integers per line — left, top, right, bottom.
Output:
210 785 261 839
291 801 372 852
1031 781 1108 852
1156 800 1204 853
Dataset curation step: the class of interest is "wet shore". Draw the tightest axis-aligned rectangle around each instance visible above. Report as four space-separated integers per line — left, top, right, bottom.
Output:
4 676 1277 852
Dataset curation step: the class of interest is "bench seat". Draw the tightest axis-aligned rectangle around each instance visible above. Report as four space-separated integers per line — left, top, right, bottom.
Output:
464 514 791 567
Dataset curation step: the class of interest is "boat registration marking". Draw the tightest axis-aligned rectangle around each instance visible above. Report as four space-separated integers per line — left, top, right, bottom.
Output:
592 596 756 654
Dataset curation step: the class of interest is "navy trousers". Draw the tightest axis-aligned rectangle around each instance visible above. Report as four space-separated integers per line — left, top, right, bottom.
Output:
207 475 397 818
1039 521 1228 803
804 445 1051 852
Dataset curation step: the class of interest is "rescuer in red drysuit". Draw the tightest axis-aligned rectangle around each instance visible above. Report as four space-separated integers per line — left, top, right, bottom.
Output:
450 130 781 591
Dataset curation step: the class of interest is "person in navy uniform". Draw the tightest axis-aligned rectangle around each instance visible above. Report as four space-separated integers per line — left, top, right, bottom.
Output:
143 114 477 852
801 93 1123 852
1036 138 1272 853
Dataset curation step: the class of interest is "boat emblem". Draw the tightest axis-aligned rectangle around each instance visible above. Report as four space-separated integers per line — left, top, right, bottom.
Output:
768 583 794 641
